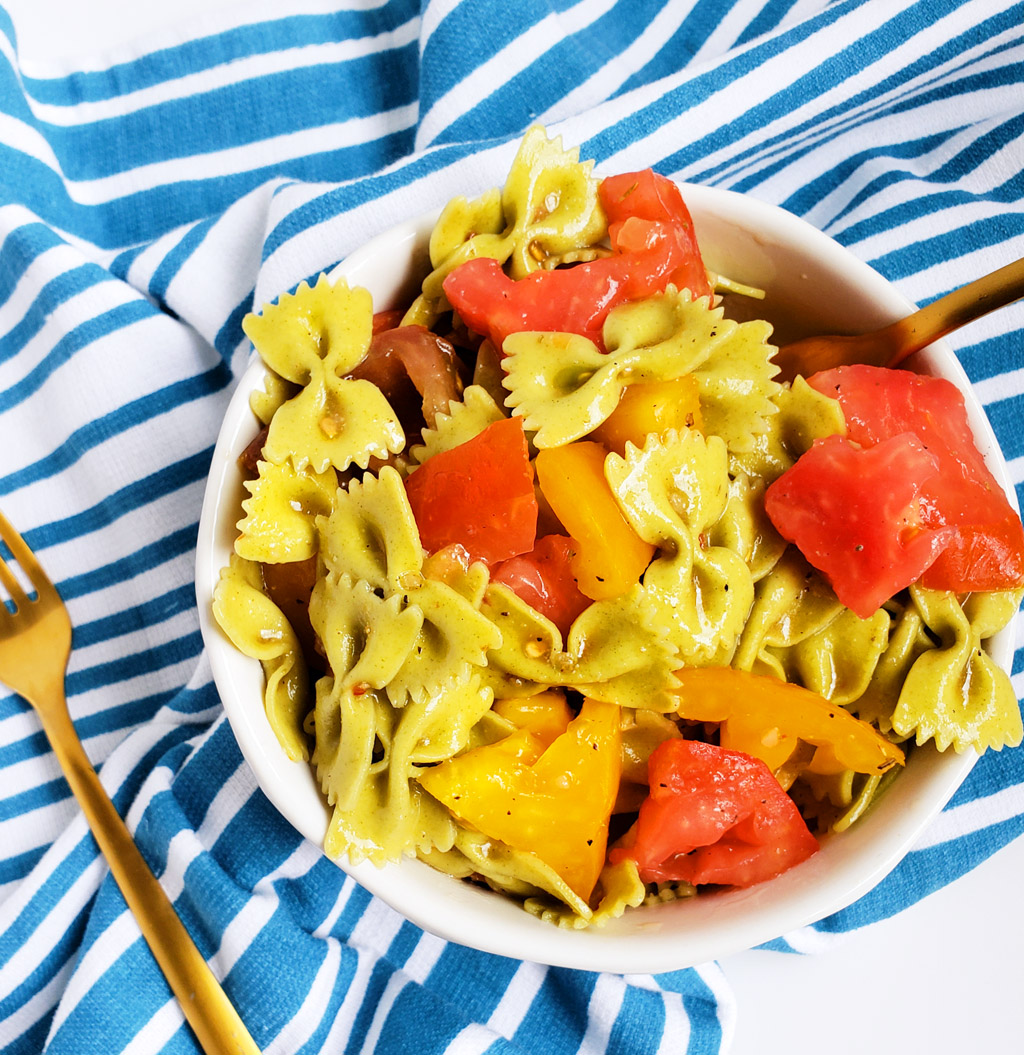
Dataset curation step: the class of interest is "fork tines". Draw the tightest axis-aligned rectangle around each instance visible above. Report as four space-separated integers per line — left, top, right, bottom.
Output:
0 511 51 612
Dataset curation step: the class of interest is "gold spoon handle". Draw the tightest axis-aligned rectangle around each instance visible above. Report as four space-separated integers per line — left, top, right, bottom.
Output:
885 255 1024 366
39 695 261 1055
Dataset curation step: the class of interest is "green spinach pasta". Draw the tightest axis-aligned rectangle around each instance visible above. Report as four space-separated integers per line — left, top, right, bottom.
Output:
212 127 1024 928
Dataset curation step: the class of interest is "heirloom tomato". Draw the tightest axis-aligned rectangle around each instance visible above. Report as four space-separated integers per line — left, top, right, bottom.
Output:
611 738 818 887
404 416 538 565
807 364 1024 592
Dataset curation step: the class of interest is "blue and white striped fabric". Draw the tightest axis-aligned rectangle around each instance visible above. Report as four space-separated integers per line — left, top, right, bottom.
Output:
1 0 1022 1051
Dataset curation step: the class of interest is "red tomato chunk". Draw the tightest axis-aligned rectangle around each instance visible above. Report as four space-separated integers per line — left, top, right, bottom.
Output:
404 416 538 566
764 432 955 619
491 534 592 636
807 364 1024 593
601 169 710 304
442 169 712 352
611 739 818 887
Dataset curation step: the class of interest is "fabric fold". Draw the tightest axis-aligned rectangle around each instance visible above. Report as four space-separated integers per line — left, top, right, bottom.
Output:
1 1 1022 1052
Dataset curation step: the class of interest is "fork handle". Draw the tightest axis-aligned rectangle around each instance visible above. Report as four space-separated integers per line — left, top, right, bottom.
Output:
886 254 1024 365
39 699 262 1055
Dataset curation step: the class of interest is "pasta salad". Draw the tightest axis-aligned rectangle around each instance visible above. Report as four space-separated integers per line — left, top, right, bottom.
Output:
212 127 1024 928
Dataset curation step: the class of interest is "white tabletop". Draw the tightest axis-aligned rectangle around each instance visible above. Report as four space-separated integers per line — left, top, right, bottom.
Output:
725 834 1024 1053
5 2 1024 1052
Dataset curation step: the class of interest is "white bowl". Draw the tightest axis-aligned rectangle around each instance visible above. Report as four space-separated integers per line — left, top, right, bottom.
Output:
195 187 1017 973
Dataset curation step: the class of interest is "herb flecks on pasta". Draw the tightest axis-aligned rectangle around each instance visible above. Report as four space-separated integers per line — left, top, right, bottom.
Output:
500 124 608 279
481 582 681 712
405 125 606 328
244 274 370 385
502 288 779 452
309 572 423 696
245 276 405 473
236 460 337 564
312 677 465 865
772 606 891 707
386 574 502 708
887 585 1023 753
213 554 310 762
319 467 422 592
607 429 755 665
732 374 845 482
732 548 844 675
317 466 501 707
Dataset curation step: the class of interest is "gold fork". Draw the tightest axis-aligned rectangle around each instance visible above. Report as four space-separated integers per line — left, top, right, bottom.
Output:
0 510 261 1055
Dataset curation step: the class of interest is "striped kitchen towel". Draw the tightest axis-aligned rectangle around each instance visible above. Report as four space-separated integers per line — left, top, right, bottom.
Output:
1 0 1023 1052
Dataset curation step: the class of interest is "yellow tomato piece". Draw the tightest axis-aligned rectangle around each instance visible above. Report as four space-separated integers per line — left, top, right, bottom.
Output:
492 691 573 747
418 698 622 902
719 710 797 775
534 441 656 600
673 667 904 777
806 742 858 776
591 376 703 456
422 542 473 585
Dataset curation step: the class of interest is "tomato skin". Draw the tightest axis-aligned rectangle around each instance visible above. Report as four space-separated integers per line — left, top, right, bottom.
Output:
764 432 954 619
261 556 323 672
923 513 1024 592
441 169 711 352
443 257 616 350
807 364 1024 592
490 535 592 636
600 169 710 302
610 738 818 887
351 324 463 432
371 308 405 334
404 416 538 565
